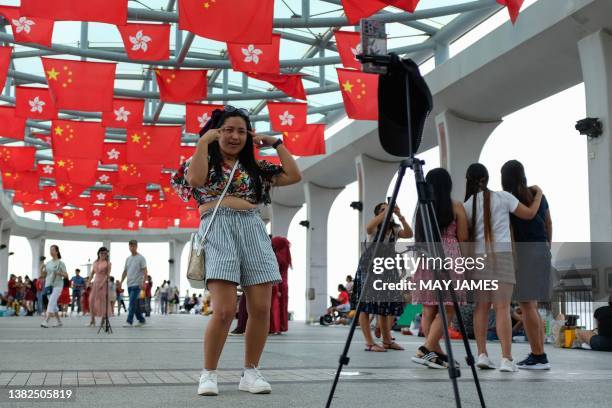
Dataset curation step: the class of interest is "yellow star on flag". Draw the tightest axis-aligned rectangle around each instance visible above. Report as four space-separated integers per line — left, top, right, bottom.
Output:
131 133 141 143
47 67 59 81
342 80 354 93
58 185 66 192
121 165 129 172
57 160 66 167
54 126 64 136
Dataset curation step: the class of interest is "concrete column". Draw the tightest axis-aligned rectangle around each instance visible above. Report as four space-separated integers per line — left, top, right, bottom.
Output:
168 239 186 295
303 182 343 323
102 240 111 250
435 110 502 201
578 30 612 243
271 202 302 238
355 154 398 244
27 236 46 279
0 223 11 292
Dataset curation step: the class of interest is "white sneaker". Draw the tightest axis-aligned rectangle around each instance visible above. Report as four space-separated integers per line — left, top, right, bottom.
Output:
499 358 517 372
40 321 49 328
197 370 218 396
52 322 63 328
135 321 145 327
476 354 496 369
238 367 271 394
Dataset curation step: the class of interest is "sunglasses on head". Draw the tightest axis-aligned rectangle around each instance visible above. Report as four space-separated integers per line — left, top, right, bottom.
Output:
224 105 250 117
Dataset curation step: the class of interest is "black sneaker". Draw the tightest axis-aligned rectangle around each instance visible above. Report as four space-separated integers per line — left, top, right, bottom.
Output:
517 353 550 370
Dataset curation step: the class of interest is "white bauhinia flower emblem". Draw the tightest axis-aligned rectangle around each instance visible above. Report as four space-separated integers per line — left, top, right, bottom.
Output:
107 148 120 161
145 194 153 202
135 209 141 218
129 30 152 52
197 113 210 128
114 106 130 122
241 44 263 64
29 96 45 113
50 190 58 200
92 208 101 217
98 174 110 183
96 193 106 201
42 165 53 174
278 110 295 127
12 17 35 34
91 219 100 227
128 221 135 228
350 42 362 61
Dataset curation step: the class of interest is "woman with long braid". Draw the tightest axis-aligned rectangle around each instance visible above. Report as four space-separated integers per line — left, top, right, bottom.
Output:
463 163 542 372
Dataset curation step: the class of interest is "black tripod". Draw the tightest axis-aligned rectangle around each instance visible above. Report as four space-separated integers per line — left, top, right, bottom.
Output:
326 158 486 408
97 273 113 334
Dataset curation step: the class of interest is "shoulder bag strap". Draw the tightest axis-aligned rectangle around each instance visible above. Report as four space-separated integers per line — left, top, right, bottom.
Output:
200 160 240 243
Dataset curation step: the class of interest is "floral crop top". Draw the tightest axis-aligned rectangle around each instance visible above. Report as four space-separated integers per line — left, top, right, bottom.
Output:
170 158 283 205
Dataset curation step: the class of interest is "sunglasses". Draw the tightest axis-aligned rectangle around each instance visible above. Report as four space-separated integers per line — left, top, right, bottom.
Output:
224 105 250 117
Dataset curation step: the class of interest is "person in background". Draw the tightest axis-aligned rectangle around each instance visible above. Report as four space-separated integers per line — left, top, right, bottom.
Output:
34 277 45 315
82 277 91 316
109 276 117 316
464 163 543 372
116 279 127 316
71 269 86 315
24 276 36 316
7 274 17 301
58 277 71 317
501 160 553 370
272 236 292 333
40 245 68 328
144 276 153 317
345 275 354 299
120 240 148 327
160 280 169 315
326 284 351 316
153 286 161 314
576 297 612 351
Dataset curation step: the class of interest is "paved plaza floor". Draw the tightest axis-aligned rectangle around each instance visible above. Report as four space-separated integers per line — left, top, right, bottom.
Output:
0 314 611 408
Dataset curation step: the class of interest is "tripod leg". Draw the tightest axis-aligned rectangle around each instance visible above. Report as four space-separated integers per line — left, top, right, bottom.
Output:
325 162 409 408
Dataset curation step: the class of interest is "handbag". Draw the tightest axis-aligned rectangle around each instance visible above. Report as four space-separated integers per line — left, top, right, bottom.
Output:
186 160 239 289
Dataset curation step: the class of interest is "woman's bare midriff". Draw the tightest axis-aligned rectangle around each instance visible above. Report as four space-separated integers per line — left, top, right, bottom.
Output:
198 196 257 215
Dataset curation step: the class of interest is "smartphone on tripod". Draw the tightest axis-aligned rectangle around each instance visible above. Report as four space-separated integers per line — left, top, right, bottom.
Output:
360 19 388 74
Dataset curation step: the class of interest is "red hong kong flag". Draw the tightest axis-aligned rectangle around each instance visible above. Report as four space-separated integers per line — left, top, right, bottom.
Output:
0 106 26 140
334 31 362 70
90 190 112 203
155 69 208 103
0 46 11 90
126 126 182 168
117 163 163 187
267 102 308 132
185 103 222 134
497 0 525 24
53 157 99 187
102 99 145 129
117 23 170 61
336 68 379 120
247 73 307 101
15 86 58 120
282 124 326 157
42 58 116 112
178 146 196 166
96 170 118 186
21 0 127 25
51 120 105 160
37 162 55 179
227 34 281 75
178 0 273 44
0 6 55 47
101 143 127 166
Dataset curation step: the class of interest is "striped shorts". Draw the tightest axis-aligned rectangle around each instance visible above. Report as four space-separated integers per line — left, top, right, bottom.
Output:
199 207 281 288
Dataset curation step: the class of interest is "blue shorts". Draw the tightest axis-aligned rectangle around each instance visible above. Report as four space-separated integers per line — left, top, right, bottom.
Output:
199 207 281 288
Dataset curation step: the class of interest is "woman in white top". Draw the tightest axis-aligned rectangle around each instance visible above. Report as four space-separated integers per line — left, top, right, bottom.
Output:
463 163 542 372
39 245 68 328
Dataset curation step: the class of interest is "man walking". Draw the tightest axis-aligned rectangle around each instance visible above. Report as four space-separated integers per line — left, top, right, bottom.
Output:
70 269 85 315
120 240 148 327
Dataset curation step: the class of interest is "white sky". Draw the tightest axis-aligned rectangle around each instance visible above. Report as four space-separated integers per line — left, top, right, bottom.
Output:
6 0 593 320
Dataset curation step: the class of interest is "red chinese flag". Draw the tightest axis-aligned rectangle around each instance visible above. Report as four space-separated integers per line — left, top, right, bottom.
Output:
336 68 379 120
497 0 524 24
42 58 116 112
126 126 182 168
0 146 36 172
117 164 163 187
247 73 307 100
101 143 127 165
15 86 58 120
102 98 145 129
334 31 362 70
142 216 171 229
185 103 222 134
254 148 281 165
51 120 105 160
117 23 170 61
0 46 11 91
149 202 183 218
178 146 196 166
61 209 88 227
96 170 118 186
56 182 87 201
0 106 25 140
21 0 127 25
108 200 138 219
267 101 308 132
227 34 281 74
53 158 99 186
2 170 39 192
155 69 207 103
179 209 200 228
283 124 326 157
178 0 273 43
